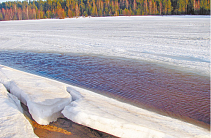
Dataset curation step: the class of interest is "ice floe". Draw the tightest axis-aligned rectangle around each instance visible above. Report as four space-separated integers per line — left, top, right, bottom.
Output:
62 86 210 138
0 65 72 125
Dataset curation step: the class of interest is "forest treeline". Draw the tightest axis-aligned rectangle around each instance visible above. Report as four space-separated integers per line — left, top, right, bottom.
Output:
0 0 210 21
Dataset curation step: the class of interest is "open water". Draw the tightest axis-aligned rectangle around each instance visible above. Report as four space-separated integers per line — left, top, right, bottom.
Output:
0 50 209 128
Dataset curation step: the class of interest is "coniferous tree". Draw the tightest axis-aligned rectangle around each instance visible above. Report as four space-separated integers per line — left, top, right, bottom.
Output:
167 0 172 14
0 10 3 20
0 0 210 21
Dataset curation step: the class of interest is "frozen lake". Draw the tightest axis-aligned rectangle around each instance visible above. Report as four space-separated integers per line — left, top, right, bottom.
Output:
0 16 210 137
0 16 210 76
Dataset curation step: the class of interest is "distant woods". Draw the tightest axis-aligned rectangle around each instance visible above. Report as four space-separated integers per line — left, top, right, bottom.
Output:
0 0 210 21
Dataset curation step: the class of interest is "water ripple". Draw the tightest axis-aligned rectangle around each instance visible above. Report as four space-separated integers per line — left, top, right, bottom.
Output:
0 50 209 127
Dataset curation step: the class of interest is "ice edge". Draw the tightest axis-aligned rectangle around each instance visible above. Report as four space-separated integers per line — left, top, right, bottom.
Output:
0 64 210 138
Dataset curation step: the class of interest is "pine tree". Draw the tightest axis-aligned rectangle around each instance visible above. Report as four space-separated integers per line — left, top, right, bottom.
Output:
0 11 3 21
57 1 65 18
80 0 85 16
0 0 210 21
167 0 172 14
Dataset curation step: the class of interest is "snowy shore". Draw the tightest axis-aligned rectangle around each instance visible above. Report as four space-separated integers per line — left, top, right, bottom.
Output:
0 65 209 138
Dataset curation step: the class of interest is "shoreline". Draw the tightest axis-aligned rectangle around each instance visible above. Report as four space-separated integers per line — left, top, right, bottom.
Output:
22 99 210 138
21 103 117 138
21 95 209 138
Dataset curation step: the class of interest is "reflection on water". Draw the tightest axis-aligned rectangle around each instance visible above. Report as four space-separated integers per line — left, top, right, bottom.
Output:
0 50 209 128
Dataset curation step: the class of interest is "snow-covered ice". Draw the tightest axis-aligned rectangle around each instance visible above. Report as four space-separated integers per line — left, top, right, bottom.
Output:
0 83 38 138
62 86 210 138
0 65 72 125
0 65 209 138
0 16 209 76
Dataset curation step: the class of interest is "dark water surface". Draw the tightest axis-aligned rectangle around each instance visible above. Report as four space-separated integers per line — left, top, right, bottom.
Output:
0 50 209 128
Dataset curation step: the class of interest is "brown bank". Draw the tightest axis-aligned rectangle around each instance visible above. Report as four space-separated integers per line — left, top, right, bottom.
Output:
22 103 117 138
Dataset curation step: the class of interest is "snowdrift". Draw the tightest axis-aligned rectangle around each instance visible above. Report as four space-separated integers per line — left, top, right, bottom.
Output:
0 65 209 138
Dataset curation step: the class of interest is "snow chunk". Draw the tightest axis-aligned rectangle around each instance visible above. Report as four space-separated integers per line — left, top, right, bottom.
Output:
66 87 83 101
0 65 72 125
62 86 210 138
0 83 38 138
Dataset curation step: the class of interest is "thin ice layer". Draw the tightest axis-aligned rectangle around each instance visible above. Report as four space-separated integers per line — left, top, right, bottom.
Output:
0 83 38 138
62 86 210 138
0 65 72 125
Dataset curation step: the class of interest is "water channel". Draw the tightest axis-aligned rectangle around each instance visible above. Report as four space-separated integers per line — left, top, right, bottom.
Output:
0 50 209 128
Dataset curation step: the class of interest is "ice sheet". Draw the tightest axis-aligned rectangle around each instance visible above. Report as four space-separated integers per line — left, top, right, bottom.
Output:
0 16 209 76
62 86 210 138
0 65 72 125
0 83 38 138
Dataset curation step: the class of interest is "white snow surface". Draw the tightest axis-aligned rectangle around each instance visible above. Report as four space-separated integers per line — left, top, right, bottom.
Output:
0 65 72 125
0 16 210 76
0 83 38 138
0 65 209 138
